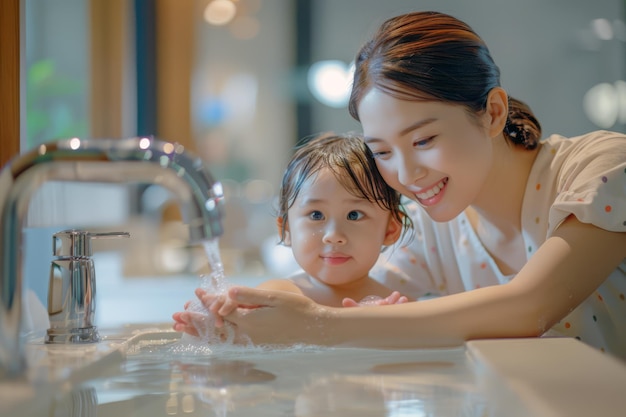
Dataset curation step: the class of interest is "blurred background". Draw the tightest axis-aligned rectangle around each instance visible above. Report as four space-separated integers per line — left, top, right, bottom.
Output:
16 0 626 287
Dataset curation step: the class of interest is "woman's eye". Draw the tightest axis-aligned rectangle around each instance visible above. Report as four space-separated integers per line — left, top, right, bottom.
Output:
347 210 364 221
309 211 324 221
414 136 435 148
371 150 389 159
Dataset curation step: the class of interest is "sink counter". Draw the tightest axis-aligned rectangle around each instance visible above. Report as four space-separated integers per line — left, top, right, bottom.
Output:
0 328 128 417
467 337 626 417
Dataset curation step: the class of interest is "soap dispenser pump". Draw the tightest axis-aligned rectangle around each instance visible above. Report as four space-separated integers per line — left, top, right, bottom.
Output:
46 229 129 344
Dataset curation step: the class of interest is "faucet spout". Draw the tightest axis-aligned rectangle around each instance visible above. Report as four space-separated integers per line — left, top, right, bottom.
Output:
0 137 224 377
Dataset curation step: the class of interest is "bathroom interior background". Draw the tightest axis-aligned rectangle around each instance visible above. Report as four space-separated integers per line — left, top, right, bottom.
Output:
22 0 625 300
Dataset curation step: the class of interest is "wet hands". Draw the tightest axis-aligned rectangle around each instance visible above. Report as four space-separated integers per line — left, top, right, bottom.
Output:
196 287 261 328
224 286 334 346
174 286 334 346
172 287 408 346
172 310 201 337
172 287 261 340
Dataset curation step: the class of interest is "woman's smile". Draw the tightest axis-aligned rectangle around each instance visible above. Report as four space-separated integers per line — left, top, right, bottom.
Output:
413 177 448 205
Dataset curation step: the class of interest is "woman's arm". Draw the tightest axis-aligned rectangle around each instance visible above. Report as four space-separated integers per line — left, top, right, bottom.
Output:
256 279 306 294
172 278 307 335
223 216 626 348
213 279 306 326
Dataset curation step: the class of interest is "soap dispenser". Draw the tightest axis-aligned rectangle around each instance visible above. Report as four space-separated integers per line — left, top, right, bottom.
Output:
46 229 129 344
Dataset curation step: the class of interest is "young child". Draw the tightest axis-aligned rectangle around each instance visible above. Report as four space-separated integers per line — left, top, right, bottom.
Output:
174 132 413 332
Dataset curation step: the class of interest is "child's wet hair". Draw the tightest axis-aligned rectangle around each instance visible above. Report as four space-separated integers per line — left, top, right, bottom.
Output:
276 132 412 244
348 11 541 149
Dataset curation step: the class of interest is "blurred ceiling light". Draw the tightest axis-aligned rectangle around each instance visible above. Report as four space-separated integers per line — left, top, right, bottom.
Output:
204 0 237 26
591 18 613 40
307 60 354 108
583 82 619 128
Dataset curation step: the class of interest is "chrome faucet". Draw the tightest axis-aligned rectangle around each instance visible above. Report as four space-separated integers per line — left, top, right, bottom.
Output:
0 137 224 377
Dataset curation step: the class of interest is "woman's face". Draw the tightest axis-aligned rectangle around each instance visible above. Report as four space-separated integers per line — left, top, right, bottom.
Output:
357 88 494 222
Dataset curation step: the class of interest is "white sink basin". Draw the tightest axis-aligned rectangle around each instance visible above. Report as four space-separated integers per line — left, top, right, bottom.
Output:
37 329 500 417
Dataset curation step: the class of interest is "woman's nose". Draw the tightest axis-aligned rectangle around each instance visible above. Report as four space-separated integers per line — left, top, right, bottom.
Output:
322 222 347 244
397 154 426 186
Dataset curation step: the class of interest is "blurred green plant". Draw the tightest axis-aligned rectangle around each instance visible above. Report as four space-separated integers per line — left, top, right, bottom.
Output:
26 59 88 149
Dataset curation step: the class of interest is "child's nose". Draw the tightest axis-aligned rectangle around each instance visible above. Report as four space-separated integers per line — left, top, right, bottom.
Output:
322 222 347 244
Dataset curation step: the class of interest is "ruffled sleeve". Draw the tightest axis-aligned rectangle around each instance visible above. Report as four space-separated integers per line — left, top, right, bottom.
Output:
547 131 626 236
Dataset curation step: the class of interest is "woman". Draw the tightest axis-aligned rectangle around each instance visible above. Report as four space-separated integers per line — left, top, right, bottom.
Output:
176 11 626 358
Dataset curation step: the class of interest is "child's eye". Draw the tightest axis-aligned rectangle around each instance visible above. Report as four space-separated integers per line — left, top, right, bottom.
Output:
347 210 364 221
309 211 324 221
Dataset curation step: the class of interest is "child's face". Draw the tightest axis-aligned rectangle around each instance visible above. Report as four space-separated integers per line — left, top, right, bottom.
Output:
358 88 495 223
282 167 400 286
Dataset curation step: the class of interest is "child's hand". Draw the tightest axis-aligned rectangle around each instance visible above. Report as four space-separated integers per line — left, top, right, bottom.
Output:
197 289 233 328
341 291 410 307
172 289 232 333
195 287 262 327
172 310 201 336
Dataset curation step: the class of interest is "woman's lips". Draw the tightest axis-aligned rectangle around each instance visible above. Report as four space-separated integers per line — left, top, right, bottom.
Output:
414 178 448 205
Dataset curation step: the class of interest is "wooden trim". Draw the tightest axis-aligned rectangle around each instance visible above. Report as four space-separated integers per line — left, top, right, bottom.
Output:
155 0 195 150
90 0 131 138
0 0 21 167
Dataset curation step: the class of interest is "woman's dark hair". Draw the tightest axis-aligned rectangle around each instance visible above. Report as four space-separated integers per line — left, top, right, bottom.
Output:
348 11 541 150
277 132 412 244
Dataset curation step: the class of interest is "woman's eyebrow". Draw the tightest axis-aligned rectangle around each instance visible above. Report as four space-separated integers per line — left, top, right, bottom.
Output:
364 117 437 143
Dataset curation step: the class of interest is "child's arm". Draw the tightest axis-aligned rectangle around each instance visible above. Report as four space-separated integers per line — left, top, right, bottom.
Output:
341 291 410 307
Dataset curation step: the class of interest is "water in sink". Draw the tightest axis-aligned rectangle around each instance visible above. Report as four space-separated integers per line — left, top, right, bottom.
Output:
43 329 532 417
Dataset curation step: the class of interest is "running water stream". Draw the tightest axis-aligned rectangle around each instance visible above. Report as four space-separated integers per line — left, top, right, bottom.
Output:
200 238 228 293
183 238 241 346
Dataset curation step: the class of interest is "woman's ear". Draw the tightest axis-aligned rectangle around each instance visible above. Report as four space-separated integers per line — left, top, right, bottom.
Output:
383 215 402 246
486 87 508 137
276 217 291 246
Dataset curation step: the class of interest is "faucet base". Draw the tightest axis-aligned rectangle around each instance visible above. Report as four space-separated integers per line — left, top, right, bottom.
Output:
45 326 101 344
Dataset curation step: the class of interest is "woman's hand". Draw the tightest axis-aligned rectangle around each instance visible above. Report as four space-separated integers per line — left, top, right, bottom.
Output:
218 286 335 346
341 291 409 307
